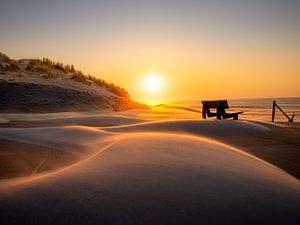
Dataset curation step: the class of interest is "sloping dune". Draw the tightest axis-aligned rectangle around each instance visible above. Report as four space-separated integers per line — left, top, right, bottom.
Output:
0 111 146 128
0 139 79 179
104 119 274 138
0 126 300 224
0 126 116 155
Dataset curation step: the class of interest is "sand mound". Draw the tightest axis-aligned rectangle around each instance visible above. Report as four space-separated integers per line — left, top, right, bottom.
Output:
1 52 147 113
0 112 146 128
0 80 140 112
0 120 273 154
0 139 79 179
0 126 116 154
104 119 273 137
0 133 299 225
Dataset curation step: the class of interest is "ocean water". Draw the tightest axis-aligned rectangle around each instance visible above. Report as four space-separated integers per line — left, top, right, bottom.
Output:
174 97 300 123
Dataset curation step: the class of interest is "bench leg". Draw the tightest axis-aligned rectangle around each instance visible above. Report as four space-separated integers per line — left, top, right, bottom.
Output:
222 113 239 120
217 109 222 120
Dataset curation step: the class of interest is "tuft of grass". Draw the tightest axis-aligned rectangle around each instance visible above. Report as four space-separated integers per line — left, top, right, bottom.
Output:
107 83 130 98
26 59 57 78
38 56 130 97
88 75 129 98
0 52 20 72
41 57 74 74
70 70 88 83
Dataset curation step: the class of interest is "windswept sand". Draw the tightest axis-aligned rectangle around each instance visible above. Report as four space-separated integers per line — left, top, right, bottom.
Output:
0 109 300 224
0 139 79 179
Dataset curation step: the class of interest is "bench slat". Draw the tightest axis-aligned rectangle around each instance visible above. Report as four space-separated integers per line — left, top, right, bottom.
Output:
202 100 229 109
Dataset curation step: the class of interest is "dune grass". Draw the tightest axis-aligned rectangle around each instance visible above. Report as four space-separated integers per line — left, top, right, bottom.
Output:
0 52 20 72
33 57 130 98
26 59 58 79
1 51 130 98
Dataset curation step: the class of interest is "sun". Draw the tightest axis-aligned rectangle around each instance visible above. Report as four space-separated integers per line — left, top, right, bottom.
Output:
142 73 164 93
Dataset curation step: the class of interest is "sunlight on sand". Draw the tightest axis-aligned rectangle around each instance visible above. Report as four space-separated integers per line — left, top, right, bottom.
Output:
1 107 300 224
0 109 293 186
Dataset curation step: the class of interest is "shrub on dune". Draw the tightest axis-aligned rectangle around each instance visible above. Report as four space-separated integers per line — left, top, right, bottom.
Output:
70 70 87 83
26 59 58 79
0 52 20 72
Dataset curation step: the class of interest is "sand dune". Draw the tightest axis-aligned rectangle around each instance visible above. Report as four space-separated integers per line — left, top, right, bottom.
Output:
0 118 275 154
1 53 146 113
0 132 299 224
0 139 79 179
0 110 153 128
0 126 116 155
104 119 274 137
0 110 300 224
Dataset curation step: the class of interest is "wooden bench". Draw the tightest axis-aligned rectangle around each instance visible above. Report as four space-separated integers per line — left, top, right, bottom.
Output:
202 100 243 120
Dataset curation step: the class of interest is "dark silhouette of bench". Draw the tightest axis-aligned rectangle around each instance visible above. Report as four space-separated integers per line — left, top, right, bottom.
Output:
202 100 243 120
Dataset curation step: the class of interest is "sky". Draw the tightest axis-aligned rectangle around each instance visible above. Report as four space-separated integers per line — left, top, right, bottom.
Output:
1 0 300 103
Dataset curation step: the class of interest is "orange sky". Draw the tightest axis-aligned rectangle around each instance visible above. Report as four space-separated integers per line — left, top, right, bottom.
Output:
1 1 300 104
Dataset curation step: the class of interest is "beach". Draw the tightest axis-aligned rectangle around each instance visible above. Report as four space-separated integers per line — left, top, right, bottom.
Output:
0 103 300 225
2 0 300 224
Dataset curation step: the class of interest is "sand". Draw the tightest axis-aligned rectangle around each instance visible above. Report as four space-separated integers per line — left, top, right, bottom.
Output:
0 108 300 224
0 139 79 179
0 80 142 112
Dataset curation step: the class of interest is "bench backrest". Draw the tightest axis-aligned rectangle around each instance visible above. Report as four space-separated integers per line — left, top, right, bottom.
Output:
202 100 229 109
201 100 229 119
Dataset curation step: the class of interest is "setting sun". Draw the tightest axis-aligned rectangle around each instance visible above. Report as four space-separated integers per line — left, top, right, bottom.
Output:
142 73 164 93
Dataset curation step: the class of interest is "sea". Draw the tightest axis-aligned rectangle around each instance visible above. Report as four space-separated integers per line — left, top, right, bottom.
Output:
172 97 300 123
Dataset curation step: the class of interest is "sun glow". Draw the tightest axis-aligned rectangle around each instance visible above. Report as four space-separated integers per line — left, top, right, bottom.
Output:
142 73 164 93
